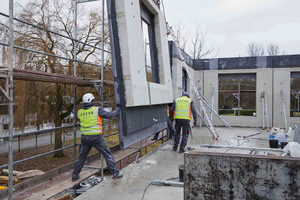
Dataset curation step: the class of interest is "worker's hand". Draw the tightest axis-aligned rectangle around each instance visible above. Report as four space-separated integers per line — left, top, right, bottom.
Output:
193 121 198 127
116 103 121 112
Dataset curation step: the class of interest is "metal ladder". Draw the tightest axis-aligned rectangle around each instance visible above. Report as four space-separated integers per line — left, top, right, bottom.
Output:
260 91 269 130
166 23 232 140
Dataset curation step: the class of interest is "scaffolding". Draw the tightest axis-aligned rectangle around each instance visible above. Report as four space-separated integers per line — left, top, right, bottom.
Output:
1 0 113 199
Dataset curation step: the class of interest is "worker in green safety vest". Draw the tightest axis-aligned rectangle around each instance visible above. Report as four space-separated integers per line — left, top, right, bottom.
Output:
171 92 197 153
72 93 123 182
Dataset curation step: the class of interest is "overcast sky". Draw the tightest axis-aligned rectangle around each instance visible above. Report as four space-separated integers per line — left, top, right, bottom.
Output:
1 0 300 58
162 0 300 58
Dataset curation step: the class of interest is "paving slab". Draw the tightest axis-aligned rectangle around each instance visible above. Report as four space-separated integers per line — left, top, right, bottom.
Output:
75 126 275 200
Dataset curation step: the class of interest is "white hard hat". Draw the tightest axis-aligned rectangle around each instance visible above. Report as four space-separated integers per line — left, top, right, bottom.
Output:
82 93 95 103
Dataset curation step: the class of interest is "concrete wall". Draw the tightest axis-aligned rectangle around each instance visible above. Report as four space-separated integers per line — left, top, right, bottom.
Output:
114 0 173 107
170 53 300 128
200 67 299 128
184 152 300 200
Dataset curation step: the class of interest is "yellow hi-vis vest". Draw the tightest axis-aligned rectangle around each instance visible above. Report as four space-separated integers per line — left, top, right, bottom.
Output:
78 106 103 135
174 96 192 120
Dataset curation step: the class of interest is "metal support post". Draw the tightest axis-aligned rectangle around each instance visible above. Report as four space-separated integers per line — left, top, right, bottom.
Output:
280 90 288 131
100 0 105 181
238 82 241 116
8 0 14 199
265 91 269 130
210 87 215 121
73 0 78 163
261 91 265 129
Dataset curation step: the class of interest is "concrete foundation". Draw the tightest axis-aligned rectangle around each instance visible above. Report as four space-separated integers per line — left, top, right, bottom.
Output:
184 152 300 200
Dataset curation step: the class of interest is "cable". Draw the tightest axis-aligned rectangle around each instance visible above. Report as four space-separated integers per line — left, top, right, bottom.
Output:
141 182 152 200
166 176 179 181
161 0 167 23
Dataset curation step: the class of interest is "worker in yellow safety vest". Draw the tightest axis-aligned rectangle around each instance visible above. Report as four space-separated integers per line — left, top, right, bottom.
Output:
72 93 123 181
171 92 197 153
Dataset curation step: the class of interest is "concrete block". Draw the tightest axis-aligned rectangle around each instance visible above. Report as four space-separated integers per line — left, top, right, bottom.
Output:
184 152 300 200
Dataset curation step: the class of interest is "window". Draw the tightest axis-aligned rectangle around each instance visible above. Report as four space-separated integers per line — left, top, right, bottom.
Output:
141 3 159 83
218 73 256 116
290 72 300 117
182 69 187 92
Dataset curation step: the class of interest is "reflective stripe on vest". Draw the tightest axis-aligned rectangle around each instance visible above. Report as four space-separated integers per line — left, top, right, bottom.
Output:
174 96 192 120
78 106 103 135
166 105 169 117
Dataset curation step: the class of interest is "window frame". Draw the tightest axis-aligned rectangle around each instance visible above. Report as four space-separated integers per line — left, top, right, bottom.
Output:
141 3 160 83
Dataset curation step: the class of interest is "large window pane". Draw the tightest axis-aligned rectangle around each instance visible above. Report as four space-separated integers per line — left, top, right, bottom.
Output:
290 72 300 117
142 21 153 82
218 73 256 116
141 3 159 83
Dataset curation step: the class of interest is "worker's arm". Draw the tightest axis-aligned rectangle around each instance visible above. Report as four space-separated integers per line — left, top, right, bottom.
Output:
98 105 120 118
190 101 197 122
170 102 176 121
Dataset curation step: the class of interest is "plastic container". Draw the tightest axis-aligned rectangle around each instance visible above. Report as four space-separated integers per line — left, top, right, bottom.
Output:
178 165 184 182
269 134 275 139
281 142 288 149
269 139 279 148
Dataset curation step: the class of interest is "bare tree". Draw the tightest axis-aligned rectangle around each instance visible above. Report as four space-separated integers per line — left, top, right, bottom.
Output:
247 42 264 57
8 0 109 157
171 20 189 51
267 43 280 56
190 25 217 59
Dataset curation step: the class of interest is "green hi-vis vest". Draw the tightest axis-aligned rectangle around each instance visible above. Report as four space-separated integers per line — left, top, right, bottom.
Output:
77 106 103 135
174 96 192 120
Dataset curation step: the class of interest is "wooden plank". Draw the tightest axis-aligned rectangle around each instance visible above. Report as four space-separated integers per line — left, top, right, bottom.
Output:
52 193 71 200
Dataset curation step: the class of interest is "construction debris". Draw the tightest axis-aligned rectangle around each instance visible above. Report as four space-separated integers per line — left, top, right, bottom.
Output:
1 169 23 176
0 176 18 184
16 169 45 179
52 193 73 200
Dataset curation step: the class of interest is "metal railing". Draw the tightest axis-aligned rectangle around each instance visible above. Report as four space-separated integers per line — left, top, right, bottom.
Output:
1 1 110 199
0 130 119 169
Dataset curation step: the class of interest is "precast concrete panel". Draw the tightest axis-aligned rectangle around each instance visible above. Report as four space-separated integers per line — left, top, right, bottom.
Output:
256 68 273 127
109 0 172 107
107 0 173 148
203 70 218 123
273 68 300 128
184 152 300 200
273 68 290 128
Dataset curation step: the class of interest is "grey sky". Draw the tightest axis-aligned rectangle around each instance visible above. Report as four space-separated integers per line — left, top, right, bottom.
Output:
162 0 300 58
1 0 300 58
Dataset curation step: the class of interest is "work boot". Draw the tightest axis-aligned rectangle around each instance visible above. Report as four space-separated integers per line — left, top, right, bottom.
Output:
151 137 158 141
179 148 185 153
173 146 178 151
113 171 123 179
72 175 79 182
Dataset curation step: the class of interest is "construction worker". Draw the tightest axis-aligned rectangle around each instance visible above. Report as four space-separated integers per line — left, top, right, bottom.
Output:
171 92 197 153
151 103 176 140
72 93 123 182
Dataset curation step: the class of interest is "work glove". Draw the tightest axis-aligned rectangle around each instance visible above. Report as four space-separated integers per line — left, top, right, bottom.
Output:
116 103 121 112
193 121 198 127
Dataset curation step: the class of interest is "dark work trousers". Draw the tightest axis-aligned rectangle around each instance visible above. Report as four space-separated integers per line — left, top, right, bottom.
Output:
174 119 190 150
153 118 176 140
72 134 119 180
167 118 176 139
